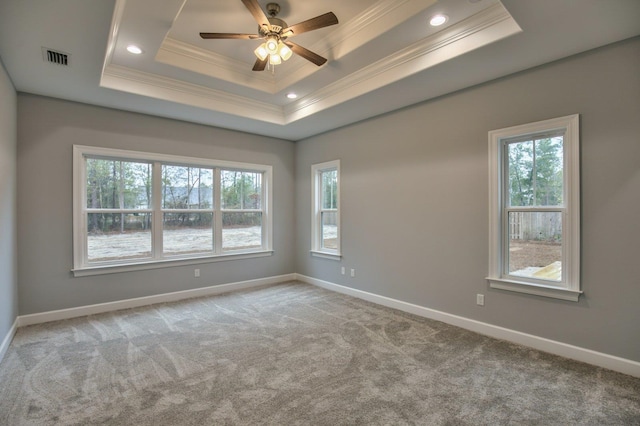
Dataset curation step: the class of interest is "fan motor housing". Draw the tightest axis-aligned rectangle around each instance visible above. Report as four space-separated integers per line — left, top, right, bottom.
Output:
262 3 286 35
266 17 287 33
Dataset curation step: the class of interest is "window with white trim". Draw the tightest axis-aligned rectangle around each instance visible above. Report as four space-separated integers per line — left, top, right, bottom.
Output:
487 115 581 301
311 160 340 259
73 145 272 275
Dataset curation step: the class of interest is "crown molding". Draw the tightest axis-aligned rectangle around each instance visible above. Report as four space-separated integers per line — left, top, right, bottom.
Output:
320 0 434 57
156 37 277 93
273 0 439 92
101 0 127 78
100 63 285 124
285 2 521 122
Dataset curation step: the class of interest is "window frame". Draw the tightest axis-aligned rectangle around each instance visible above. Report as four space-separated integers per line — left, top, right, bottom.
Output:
311 160 341 260
73 145 272 276
487 115 581 301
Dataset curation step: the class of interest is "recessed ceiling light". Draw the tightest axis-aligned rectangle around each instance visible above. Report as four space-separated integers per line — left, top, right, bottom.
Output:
429 14 448 27
126 44 143 55
286 93 298 99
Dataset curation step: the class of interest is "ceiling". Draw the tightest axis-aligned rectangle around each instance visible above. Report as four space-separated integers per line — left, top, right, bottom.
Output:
1 0 639 141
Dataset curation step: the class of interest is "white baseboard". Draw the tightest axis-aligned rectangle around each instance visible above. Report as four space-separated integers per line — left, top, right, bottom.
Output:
17 273 297 327
296 274 640 379
0 318 18 364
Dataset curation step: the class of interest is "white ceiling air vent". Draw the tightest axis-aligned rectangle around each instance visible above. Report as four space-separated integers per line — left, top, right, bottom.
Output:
42 47 69 66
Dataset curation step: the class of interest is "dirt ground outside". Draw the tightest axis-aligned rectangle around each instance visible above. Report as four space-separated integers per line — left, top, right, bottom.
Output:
508 239 562 274
88 226 262 262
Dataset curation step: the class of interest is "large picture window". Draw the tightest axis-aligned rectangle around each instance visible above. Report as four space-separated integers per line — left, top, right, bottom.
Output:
487 115 580 301
73 146 272 275
311 160 340 259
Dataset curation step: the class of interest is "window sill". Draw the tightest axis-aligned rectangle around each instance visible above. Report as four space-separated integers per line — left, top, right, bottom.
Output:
72 250 274 277
487 277 582 302
310 250 342 261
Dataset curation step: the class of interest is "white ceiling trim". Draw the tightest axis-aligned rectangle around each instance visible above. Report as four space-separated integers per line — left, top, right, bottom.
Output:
321 0 438 58
101 0 127 79
156 37 275 92
274 0 439 93
284 2 522 122
101 63 285 123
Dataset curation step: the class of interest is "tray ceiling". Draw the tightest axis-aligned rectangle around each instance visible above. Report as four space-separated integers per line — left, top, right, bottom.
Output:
1 0 639 140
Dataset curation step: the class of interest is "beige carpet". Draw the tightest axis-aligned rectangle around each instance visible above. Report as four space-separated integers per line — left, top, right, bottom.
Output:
1 281 639 425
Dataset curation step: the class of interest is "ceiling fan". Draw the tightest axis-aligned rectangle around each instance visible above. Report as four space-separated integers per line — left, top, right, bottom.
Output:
200 0 338 71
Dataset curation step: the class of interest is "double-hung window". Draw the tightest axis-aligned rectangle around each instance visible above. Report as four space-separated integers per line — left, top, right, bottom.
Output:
311 160 340 259
487 115 580 301
73 145 272 275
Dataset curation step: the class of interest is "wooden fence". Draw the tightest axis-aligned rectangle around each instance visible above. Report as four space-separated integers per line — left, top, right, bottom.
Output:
509 211 562 241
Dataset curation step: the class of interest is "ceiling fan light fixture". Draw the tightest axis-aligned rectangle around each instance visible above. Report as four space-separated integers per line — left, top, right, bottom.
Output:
254 44 268 61
278 42 292 61
269 54 282 65
265 36 279 54
255 40 291 65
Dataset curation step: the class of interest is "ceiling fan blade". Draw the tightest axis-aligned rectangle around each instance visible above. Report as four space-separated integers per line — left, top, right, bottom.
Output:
284 42 327 66
200 33 259 40
282 12 338 37
241 0 271 31
252 57 268 71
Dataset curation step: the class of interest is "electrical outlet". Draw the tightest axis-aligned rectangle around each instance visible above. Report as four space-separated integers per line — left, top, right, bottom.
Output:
476 294 484 306
194 269 200 278
350 268 356 278
341 266 345 275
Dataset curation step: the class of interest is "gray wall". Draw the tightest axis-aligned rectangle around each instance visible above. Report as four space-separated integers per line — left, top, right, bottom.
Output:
295 37 640 362
17 95 295 314
0 58 18 343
